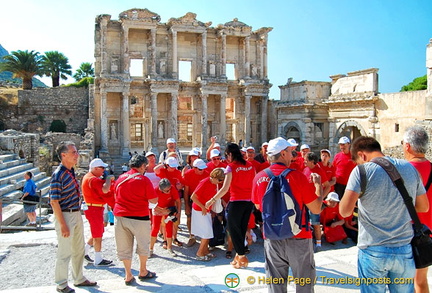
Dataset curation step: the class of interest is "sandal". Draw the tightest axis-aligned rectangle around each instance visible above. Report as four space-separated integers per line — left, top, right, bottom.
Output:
125 277 136 286
196 255 211 261
162 241 167 249
173 238 183 247
206 252 216 258
236 255 249 268
138 271 156 280
225 251 232 259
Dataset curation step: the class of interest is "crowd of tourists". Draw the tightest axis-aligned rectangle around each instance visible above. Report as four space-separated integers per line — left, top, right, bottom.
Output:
48 126 432 293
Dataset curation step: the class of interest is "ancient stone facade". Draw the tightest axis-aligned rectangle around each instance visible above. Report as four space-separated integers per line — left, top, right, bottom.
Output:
93 9 272 159
276 38 432 156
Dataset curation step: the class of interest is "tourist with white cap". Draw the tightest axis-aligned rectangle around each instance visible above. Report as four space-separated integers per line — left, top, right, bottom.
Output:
333 136 356 199
318 149 336 193
82 158 115 266
246 146 262 172
320 192 347 245
206 149 227 172
251 137 323 293
206 135 221 161
144 152 160 188
158 138 184 166
183 159 210 247
182 148 201 176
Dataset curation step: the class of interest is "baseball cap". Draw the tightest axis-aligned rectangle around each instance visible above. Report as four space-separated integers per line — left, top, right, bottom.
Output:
166 138 176 144
213 143 221 148
338 136 350 144
267 137 294 156
188 149 200 156
261 142 269 147
89 158 108 169
241 147 247 153
145 151 156 157
246 146 255 151
287 138 299 146
326 192 340 202
165 157 179 168
320 149 331 156
193 159 208 170
210 149 221 158
300 144 310 151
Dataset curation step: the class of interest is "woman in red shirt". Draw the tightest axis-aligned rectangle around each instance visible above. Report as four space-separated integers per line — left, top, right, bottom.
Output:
205 143 256 268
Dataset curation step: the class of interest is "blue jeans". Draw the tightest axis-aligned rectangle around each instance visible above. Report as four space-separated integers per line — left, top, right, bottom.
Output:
358 244 415 293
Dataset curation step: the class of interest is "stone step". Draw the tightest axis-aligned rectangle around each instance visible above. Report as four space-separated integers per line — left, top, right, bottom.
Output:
0 166 39 186
0 153 18 163
0 158 26 170
0 163 35 179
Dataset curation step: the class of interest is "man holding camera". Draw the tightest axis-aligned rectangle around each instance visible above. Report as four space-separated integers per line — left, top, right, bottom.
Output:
82 158 115 266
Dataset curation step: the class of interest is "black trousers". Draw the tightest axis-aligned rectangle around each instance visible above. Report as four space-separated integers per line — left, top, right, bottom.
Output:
226 201 254 255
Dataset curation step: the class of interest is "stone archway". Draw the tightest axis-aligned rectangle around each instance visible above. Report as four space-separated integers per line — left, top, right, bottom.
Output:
334 120 367 144
283 121 302 143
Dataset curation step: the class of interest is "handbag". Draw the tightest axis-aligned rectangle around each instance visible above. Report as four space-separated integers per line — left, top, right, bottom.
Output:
369 157 432 269
324 224 347 243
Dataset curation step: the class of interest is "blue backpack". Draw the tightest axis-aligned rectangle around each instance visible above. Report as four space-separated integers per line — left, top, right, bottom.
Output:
262 168 304 240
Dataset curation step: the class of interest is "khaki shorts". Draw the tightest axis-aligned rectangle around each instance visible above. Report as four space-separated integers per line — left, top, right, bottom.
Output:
114 216 151 260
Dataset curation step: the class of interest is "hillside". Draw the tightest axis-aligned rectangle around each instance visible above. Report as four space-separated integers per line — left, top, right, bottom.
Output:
0 44 47 88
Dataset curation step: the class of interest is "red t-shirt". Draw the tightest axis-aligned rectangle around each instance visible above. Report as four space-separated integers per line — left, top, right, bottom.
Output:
82 172 109 205
248 159 262 173
303 164 328 185
258 161 270 172
206 161 227 172
320 201 343 226
154 186 179 208
410 160 432 231
333 152 356 185
290 155 305 171
318 162 336 191
227 161 256 201
192 177 217 211
114 169 157 217
183 168 209 194
157 168 184 190
252 163 318 239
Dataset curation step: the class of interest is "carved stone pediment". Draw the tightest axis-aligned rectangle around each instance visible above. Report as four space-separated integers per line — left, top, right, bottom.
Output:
217 18 252 34
119 8 161 22
168 12 211 28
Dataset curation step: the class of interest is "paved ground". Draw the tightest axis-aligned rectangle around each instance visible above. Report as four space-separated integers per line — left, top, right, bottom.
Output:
0 213 431 293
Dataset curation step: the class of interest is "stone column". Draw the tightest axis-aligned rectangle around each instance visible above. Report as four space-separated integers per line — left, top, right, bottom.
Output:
151 92 158 151
259 40 264 78
100 17 109 75
100 91 108 150
121 91 130 156
170 92 178 139
201 93 208 148
244 95 251 145
202 31 207 75
121 24 129 74
221 33 226 77
171 29 178 79
150 28 157 77
263 38 268 78
244 36 250 78
219 94 227 145
261 96 268 143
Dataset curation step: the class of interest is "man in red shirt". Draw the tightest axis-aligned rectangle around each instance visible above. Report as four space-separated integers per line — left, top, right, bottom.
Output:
252 137 323 293
333 136 356 199
206 149 227 172
246 146 262 172
318 149 336 192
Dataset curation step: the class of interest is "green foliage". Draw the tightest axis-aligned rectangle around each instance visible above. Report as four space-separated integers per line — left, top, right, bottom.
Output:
40 51 72 87
63 76 94 88
49 120 67 132
73 62 94 81
400 75 427 92
0 50 42 89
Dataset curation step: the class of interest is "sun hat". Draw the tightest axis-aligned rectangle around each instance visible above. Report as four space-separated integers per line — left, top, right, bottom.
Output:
267 137 296 156
320 149 331 156
326 192 340 202
287 138 299 146
338 136 350 144
193 159 208 170
300 144 310 151
165 157 179 168
210 149 221 158
166 138 176 144
89 158 108 169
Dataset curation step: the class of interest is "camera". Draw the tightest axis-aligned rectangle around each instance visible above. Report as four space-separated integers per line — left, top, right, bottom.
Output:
164 206 178 223
102 170 109 180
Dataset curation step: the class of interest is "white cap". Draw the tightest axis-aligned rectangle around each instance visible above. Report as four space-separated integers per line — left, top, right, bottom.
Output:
89 158 108 169
241 147 247 153
287 138 299 146
192 147 201 154
193 159 208 170
213 143 221 148
166 138 176 144
210 149 221 158
267 137 295 156
338 136 350 144
320 149 331 156
145 151 156 157
188 149 200 156
261 142 269 147
326 192 340 202
246 146 255 151
165 157 179 168
300 144 310 151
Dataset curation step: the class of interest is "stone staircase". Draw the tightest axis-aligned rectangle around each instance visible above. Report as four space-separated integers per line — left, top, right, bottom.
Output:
0 154 51 226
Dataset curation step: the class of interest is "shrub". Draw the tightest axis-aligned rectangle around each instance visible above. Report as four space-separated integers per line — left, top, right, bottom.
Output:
63 77 94 88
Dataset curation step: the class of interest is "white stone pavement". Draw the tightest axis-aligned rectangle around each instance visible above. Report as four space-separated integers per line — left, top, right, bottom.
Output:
0 216 431 293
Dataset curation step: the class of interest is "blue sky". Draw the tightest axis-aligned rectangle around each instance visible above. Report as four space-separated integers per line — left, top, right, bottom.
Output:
1 0 430 99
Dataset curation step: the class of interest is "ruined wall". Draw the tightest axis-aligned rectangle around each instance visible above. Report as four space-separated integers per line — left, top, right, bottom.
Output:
13 87 89 134
0 130 39 165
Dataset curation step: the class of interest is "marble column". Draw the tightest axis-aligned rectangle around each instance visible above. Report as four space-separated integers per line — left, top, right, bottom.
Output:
201 94 208 148
150 28 157 77
121 24 129 74
100 91 108 150
221 33 226 77
259 40 264 78
244 95 251 145
202 31 207 75
261 96 268 143
121 92 130 156
244 36 250 78
170 92 178 140
219 94 227 145
151 92 158 151
100 18 109 75
171 29 178 79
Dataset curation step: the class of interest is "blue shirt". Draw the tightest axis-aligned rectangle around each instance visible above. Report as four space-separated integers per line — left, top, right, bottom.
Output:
49 164 81 210
23 179 37 196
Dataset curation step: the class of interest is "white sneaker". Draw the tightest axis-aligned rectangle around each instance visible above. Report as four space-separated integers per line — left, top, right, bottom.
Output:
168 249 177 257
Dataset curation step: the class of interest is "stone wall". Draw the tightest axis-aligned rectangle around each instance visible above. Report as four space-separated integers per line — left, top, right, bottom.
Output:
11 87 89 134
0 130 39 165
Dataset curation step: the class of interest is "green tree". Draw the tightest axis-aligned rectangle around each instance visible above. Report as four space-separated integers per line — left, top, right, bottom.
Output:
400 75 427 92
0 50 42 90
73 62 94 81
40 51 72 87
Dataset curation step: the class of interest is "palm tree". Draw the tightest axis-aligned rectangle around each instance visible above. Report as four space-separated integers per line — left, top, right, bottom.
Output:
40 51 72 87
73 62 94 81
0 50 42 90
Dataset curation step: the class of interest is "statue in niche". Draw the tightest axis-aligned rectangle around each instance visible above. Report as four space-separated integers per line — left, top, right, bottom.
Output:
251 64 258 77
209 63 216 76
159 60 166 74
158 122 164 138
110 122 117 140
